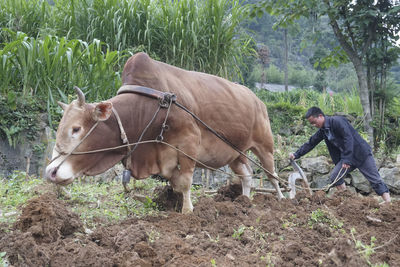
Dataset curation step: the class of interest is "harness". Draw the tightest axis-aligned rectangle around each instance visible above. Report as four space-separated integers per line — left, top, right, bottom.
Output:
116 85 176 190
52 85 290 192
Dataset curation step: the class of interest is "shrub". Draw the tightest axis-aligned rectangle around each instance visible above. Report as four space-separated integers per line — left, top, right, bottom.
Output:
248 63 263 85
266 64 284 84
0 94 42 147
288 64 314 88
266 101 306 135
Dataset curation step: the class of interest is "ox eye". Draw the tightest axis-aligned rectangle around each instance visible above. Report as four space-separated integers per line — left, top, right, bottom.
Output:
72 127 81 134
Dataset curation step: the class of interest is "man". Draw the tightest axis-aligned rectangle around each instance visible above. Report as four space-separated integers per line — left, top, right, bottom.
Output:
289 107 391 203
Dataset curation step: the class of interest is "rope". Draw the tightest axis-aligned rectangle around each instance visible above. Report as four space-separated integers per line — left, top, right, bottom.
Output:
173 101 289 187
64 133 346 194
124 104 162 160
112 106 132 170
51 92 294 190
67 138 302 193
69 139 260 179
322 166 347 192
50 121 100 168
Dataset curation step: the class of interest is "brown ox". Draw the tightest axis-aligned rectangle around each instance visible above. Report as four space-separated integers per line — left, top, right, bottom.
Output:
45 52 284 213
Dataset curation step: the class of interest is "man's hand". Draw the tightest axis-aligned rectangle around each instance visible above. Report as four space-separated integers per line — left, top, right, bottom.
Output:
289 153 295 160
342 163 350 169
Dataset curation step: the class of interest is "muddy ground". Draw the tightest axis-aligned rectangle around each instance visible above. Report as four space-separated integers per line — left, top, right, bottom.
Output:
0 184 399 267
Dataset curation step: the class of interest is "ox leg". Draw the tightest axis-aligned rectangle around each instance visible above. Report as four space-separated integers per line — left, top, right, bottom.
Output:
252 148 285 200
167 129 199 213
229 158 252 197
269 172 285 200
169 167 194 214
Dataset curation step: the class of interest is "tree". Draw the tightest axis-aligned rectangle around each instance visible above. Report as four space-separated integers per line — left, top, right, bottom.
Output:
283 28 288 92
257 44 270 84
250 0 400 145
310 46 329 92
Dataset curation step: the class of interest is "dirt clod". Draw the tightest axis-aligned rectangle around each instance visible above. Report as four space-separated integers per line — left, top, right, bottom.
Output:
153 185 183 212
14 192 83 243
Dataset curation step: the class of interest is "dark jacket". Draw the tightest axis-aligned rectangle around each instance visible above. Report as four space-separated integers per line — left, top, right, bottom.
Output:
293 116 372 167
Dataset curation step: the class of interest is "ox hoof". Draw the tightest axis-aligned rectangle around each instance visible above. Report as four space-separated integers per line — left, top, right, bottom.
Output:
181 204 194 214
181 208 193 214
277 194 286 201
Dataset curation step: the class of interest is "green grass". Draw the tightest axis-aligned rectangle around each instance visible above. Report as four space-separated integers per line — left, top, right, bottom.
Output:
0 171 208 230
0 172 44 225
0 171 167 229
0 170 206 230
308 208 344 231
350 228 390 267
65 179 163 228
0 251 8 267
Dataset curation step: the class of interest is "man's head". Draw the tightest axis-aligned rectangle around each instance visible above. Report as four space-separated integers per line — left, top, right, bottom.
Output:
305 107 325 128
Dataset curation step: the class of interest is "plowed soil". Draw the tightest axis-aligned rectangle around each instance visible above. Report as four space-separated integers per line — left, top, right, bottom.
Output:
1 185 399 267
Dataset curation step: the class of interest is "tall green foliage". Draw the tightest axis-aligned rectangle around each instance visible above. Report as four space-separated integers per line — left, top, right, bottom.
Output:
0 30 126 127
46 0 254 79
0 0 254 143
0 0 255 98
0 0 255 96
50 0 153 51
0 0 50 42
1 31 124 101
256 89 363 118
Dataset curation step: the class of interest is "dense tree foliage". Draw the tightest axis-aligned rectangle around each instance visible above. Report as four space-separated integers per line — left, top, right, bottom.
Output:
250 0 400 146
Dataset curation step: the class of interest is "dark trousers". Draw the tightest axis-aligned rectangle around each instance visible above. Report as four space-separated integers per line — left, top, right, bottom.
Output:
330 154 389 196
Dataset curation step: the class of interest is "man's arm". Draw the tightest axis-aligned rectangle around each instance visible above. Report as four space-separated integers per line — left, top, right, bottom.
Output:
292 130 324 159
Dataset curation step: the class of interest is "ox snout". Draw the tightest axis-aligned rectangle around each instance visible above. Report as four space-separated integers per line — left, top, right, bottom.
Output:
45 166 74 185
46 166 59 182
45 160 75 185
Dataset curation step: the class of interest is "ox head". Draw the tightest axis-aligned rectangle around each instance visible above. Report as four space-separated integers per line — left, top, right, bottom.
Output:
45 86 115 185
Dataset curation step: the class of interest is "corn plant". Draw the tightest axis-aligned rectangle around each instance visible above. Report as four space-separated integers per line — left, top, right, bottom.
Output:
0 0 50 42
1 0 256 133
51 0 149 51
2 0 254 80
0 30 127 127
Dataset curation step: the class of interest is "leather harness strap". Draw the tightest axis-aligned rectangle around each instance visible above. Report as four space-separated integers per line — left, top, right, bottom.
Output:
116 84 176 191
117 85 177 107
116 84 249 172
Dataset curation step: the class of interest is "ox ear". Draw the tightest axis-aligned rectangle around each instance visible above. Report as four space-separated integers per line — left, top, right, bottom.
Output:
93 101 113 121
57 101 68 110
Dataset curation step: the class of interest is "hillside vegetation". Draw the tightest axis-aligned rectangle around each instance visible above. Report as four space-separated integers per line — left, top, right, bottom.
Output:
0 0 399 165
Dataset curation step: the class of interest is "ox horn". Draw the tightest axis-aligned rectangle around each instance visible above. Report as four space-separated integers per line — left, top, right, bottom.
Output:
57 101 68 110
74 86 86 106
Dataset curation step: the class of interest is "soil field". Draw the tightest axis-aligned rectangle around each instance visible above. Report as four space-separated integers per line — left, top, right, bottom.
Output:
0 184 399 267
